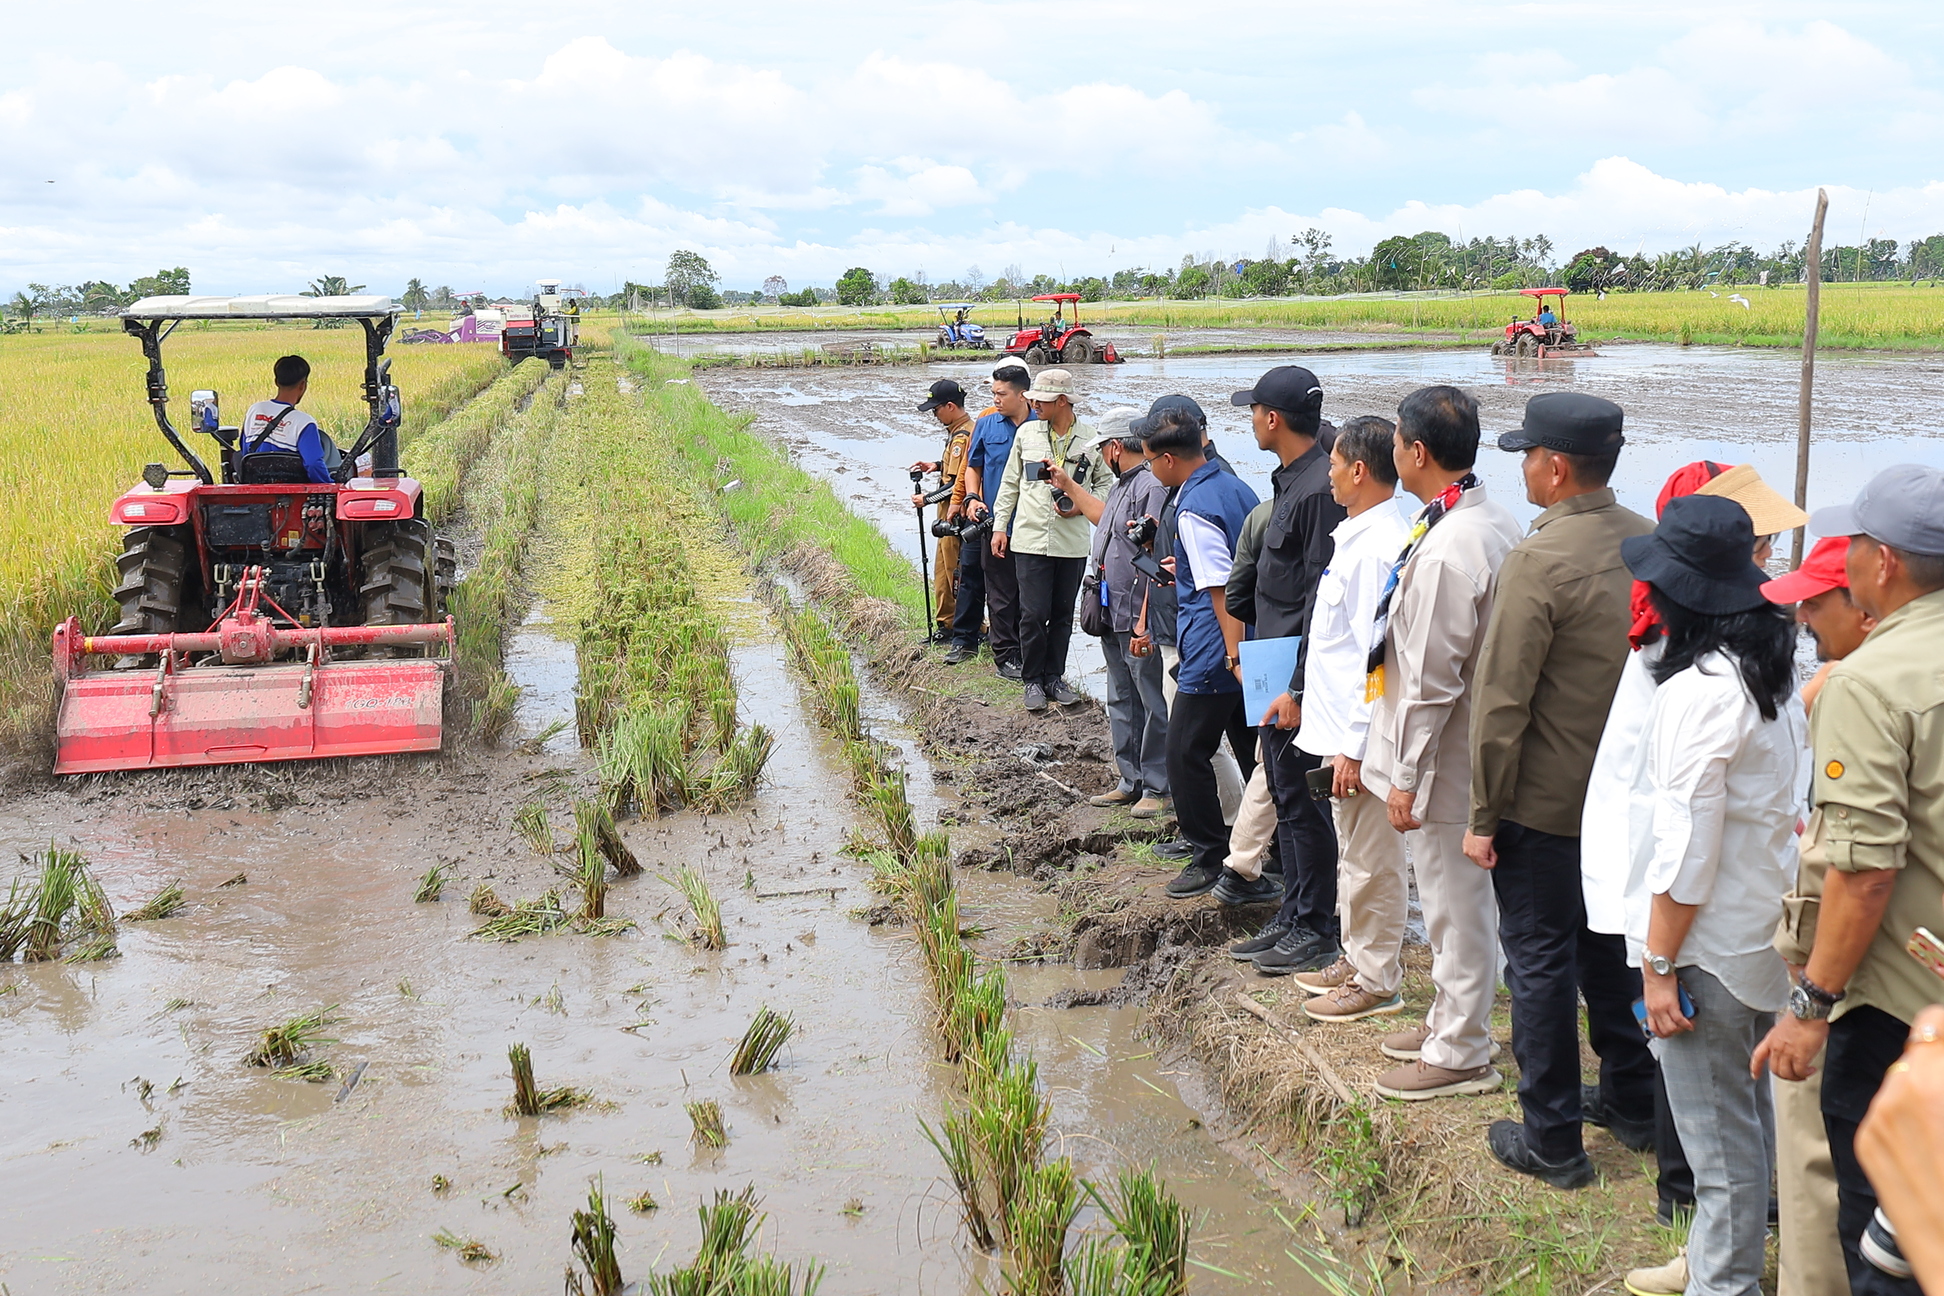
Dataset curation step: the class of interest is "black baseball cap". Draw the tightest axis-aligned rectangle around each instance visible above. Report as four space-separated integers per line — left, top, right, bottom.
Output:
1130 394 1205 438
1499 392 1626 455
917 378 968 412
1230 366 1323 431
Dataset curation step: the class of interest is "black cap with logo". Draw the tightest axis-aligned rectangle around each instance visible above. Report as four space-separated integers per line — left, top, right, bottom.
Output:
1499 392 1626 455
917 378 968 412
1229 366 1324 431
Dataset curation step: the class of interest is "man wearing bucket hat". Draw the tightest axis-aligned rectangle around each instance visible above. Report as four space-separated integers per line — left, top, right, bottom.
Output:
1618 493 1807 1296
991 368 1116 711
1754 465 1944 1296
1463 392 1658 1190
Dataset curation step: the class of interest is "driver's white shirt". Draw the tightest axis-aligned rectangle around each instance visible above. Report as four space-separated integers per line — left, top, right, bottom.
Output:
241 400 319 452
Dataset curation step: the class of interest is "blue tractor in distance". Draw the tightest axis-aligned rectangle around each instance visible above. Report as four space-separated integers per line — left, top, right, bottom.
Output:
934 303 990 350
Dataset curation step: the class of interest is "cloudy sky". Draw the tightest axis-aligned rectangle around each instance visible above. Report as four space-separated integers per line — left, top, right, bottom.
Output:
3 1 1941 295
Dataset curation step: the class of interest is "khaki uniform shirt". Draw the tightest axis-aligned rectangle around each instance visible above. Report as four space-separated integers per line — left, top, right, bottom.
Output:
1469 489 1653 838
1362 485 1525 825
939 412 974 515
991 418 1114 559
1812 589 1944 1025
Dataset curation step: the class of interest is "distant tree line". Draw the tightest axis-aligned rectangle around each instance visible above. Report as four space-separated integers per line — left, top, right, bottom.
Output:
5 267 190 328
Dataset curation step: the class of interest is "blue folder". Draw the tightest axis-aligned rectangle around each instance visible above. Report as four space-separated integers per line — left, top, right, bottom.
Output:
1239 636 1301 727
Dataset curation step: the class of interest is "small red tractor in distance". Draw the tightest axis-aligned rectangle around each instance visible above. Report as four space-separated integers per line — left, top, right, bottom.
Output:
51 294 456 774
1490 287 1598 358
500 278 580 368
1001 294 1122 365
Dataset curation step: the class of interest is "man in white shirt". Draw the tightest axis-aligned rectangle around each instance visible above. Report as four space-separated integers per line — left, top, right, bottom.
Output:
240 354 342 483
1272 417 1417 1022
1361 386 1524 1101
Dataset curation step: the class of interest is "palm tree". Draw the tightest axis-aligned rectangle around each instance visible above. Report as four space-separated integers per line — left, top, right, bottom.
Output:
303 275 366 298
400 278 429 312
8 290 36 330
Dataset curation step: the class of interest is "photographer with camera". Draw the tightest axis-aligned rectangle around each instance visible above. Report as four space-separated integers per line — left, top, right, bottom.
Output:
1043 408 1174 813
949 362 1031 671
991 368 1115 711
909 379 976 644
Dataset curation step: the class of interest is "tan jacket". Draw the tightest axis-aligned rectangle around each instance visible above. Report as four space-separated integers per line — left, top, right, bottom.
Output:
991 418 1114 559
1362 485 1524 825
1468 489 1653 838
1811 589 1944 1025
939 412 974 515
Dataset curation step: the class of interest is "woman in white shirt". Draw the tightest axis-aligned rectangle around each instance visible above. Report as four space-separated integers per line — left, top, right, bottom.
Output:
1618 494 1808 1296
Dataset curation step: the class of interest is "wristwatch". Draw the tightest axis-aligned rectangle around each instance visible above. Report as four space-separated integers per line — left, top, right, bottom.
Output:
1643 951 1675 977
1788 972 1845 1021
1224 654 1240 671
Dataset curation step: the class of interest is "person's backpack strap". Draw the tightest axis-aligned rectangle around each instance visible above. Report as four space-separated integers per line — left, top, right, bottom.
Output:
245 405 299 456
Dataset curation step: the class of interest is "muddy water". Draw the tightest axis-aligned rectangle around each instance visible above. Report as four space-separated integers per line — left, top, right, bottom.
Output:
1 602 1323 1292
698 341 1944 696
643 326 1446 360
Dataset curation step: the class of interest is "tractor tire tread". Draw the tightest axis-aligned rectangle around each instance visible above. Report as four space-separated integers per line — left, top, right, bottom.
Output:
360 519 435 629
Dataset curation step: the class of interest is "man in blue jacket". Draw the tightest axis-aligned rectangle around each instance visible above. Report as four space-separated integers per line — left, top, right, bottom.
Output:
1145 405 1262 896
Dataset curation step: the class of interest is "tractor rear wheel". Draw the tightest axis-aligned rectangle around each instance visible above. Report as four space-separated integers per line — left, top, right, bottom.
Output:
108 525 204 665
1062 337 1095 365
1515 334 1538 358
433 533 456 615
360 519 435 633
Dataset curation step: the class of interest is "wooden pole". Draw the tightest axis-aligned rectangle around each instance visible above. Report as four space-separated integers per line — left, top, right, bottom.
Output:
1793 189 1829 569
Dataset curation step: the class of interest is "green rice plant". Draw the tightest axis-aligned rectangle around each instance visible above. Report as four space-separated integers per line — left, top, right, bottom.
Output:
246 1006 342 1068
507 1042 590 1116
0 875 31 959
414 863 450 903
863 763 916 859
273 1060 335 1083
1083 1166 1190 1295
23 845 83 962
907 834 953 913
62 934 119 964
691 725 776 814
575 813 607 921
967 1058 1050 1240
123 879 185 922
686 1099 727 1148
576 798 641 877
432 1227 499 1264
598 702 689 815
470 890 570 942
628 1190 659 1214
1003 1157 1079 1295
476 672 520 743
643 1187 826 1296
914 892 972 1055
946 965 1007 1066
574 916 637 938
728 1005 795 1075
514 802 554 856
920 1113 996 1250
566 1176 624 1296
514 717 571 754
664 866 724 950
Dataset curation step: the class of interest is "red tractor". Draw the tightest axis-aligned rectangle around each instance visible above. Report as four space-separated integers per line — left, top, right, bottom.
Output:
50 294 456 774
1001 293 1122 365
1490 287 1598 358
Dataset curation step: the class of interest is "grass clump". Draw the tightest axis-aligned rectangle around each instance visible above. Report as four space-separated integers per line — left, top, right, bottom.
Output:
566 1177 624 1296
507 1042 591 1116
644 1187 825 1296
124 879 185 922
247 1006 342 1069
515 802 554 855
1005 1158 1080 1296
432 1228 498 1264
1083 1167 1190 1295
728 1005 794 1076
414 863 450 903
686 1099 727 1149
21 845 84 962
577 797 641 877
665 867 725 950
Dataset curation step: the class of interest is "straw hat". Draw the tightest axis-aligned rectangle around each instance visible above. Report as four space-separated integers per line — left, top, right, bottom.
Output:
1695 464 1810 536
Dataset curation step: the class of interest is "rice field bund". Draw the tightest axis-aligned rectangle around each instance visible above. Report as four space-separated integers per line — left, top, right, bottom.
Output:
3 302 1940 1294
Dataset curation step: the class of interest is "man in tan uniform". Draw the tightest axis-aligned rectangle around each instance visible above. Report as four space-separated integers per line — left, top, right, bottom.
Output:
910 378 975 641
1754 465 1944 1296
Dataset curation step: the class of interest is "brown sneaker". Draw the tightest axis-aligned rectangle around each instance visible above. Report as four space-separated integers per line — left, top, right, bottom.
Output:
1373 1060 1503 1101
1290 956 1354 996
1379 1022 1429 1061
1302 981 1405 1023
1088 787 1140 807
1128 796 1171 819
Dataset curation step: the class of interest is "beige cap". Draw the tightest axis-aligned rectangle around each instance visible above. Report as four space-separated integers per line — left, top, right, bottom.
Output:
1696 463 1810 536
1024 368 1075 401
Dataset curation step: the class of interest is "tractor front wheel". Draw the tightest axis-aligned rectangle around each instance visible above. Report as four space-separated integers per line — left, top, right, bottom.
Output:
1490 340 1506 356
1515 335 1538 358
360 519 435 633
1025 344 1052 365
1061 337 1095 365
108 525 204 665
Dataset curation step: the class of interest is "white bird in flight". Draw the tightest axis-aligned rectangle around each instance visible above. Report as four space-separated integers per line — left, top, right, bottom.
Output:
1728 294 1751 309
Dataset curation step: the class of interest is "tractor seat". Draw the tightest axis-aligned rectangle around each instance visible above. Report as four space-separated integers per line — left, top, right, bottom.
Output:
239 451 310 484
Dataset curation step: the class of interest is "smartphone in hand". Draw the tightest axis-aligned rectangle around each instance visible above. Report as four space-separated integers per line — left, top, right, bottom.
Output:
1632 985 1697 1040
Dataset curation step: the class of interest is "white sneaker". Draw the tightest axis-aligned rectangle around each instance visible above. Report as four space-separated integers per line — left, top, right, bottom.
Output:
1623 1249 1686 1296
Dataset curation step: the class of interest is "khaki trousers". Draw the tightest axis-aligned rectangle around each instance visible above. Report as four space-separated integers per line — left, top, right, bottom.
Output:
1334 788 1408 997
932 535 960 629
1776 1049 1850 1296
1160 645 1244 823
1225 749 1277 877
1409 821 1500 1072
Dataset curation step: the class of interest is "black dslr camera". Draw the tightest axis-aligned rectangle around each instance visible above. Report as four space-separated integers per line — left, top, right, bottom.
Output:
931 513 992 542
1126 513 1158 547
1050 454 1089 517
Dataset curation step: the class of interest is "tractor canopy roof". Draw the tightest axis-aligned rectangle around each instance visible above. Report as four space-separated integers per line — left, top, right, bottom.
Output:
1031 293 1082 303
1519 288 1570 300
121 294 400 320
936 302 977 310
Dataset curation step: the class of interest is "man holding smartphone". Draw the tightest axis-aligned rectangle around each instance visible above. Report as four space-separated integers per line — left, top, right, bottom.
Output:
1754 466 1944 1296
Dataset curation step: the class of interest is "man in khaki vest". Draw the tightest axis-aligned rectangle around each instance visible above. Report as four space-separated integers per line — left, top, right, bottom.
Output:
910 378 975 641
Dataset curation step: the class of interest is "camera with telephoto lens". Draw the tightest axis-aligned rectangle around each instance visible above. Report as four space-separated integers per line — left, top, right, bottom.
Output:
1126 513 1159 547
931 513 991 541
1050 454 1090 517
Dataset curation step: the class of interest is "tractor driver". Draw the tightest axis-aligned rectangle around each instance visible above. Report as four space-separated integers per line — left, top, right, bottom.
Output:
241 354 344 483
1537 301 1559 330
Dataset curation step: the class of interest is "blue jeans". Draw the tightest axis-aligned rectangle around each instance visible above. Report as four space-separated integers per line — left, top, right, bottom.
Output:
1101 629 1167 797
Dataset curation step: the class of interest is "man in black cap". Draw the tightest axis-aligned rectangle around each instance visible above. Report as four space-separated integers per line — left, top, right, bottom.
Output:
1463 391 1658 1189
910 378 974 643
1205 368 1349 953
